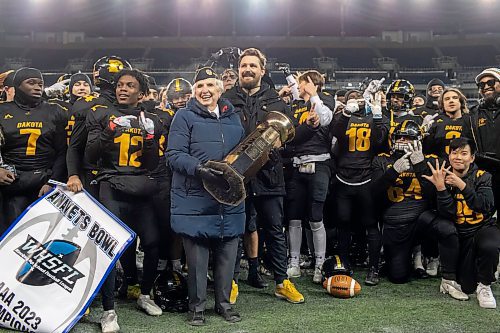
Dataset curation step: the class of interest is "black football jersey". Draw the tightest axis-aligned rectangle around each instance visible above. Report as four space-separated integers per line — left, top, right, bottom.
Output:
0 100 67 180
289 92 334 157
67 94 116 176
424 115 472 158
85 104 162 176
371 152 438 224
331 112 389 183
149 106 175 178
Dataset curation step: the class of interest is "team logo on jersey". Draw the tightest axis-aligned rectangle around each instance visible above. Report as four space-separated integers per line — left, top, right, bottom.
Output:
109 115 116 121
15 236 85 293
3 114 13 119
84 95 97 102
478 118 487 127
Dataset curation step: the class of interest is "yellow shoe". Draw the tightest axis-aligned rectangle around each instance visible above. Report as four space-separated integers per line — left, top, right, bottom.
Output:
275 279 304 304
84 308 90 317
127 284 141 300
230 280 239 305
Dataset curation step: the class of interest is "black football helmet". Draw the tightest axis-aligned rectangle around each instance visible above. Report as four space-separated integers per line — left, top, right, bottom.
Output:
321 255 352 282
153 269 188 313
391 120 423 153
93 56 132 86
166 78 192 110
386 79 415 112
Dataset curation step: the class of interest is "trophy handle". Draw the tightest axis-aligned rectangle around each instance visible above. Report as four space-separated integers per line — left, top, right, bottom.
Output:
202 161 246 206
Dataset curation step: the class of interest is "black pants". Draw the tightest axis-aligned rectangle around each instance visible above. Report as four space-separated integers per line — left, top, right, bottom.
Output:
334 180 381 269
99 181 160 295
383 211 459 284
492 173 500 215
286 162 331 223
152 177 175 261
183 236 239 312
1 190 38 234
81 169 100 200
458 224 500 294
247 196 288 284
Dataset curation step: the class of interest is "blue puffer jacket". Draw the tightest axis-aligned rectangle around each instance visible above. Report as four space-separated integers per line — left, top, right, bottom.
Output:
166 97 246 239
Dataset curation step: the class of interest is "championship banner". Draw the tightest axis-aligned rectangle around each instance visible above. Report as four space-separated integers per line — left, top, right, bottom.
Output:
0 184 136 333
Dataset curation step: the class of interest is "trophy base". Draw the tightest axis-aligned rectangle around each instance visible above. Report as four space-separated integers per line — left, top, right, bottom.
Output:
203 161 246 206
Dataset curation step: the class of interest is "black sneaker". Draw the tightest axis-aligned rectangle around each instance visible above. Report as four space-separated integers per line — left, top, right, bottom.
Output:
247 272 268 289
188 311 206 326
215 307 241 323
413 267 429 279
365 267 380 286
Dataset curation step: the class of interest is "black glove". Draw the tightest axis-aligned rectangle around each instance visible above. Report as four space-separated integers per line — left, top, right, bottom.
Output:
195 164 225 186
268 148 281 166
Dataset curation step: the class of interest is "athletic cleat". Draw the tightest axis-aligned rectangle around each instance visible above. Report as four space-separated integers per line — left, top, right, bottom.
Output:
137 294 163 316
476 283 496 309
287 265 301 278
275 279 305 304
440 278 469 301
100 310 119 333
127 284 142 300
426 257 439 277
230 280 239 305
312 267 322 284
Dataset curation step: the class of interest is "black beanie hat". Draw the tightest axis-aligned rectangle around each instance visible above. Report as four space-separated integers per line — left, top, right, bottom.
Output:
193 67 218 83
69 73 92 92
2 71 15 87
13 67 43 88
426 78 445 92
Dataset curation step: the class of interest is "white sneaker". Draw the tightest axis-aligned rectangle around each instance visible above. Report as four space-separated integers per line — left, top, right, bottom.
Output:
287 265 301 278
312 267 322 284
476 283 497 309
101 310 119 333
440 278 469 301
426 257 439 277
137 295 162 316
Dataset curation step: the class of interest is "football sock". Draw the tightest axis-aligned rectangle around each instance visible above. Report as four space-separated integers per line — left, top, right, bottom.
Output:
288 219 302 267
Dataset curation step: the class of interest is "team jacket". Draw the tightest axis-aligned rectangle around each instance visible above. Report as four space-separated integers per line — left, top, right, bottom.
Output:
424 115 472 158
85 103 161 178
467 103 500 171
287 91 335 158
0 100 67 187
66 91 116 177
330 112 389 184
371 152 438 224
435 164 496 238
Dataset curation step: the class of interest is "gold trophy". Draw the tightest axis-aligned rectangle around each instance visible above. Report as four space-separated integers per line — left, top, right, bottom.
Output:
203 111 295 206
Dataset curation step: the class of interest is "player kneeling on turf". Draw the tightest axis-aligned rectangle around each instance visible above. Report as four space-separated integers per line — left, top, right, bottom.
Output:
423 137 500 308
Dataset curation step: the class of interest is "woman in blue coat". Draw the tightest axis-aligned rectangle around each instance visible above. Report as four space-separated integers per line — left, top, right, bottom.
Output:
166 67 245 326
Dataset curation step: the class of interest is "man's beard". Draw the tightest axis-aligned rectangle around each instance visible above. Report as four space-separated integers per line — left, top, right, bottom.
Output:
240 73 259 90
482 90 500 106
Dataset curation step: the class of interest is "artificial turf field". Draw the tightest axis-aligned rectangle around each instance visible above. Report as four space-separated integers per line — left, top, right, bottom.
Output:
2 270 498 333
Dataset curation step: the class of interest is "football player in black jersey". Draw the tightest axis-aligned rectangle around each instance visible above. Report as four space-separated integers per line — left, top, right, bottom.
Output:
372 120 459 285
285 70 334 283
86 69 163 318
424 88 472 158
165 78 192 111
330 87 389 286
66 56 132 197
0 67 67 231
424 137 500 308
147 83 184 274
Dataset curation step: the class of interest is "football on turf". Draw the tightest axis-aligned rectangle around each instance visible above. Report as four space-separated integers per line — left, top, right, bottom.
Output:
323 275 361 298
